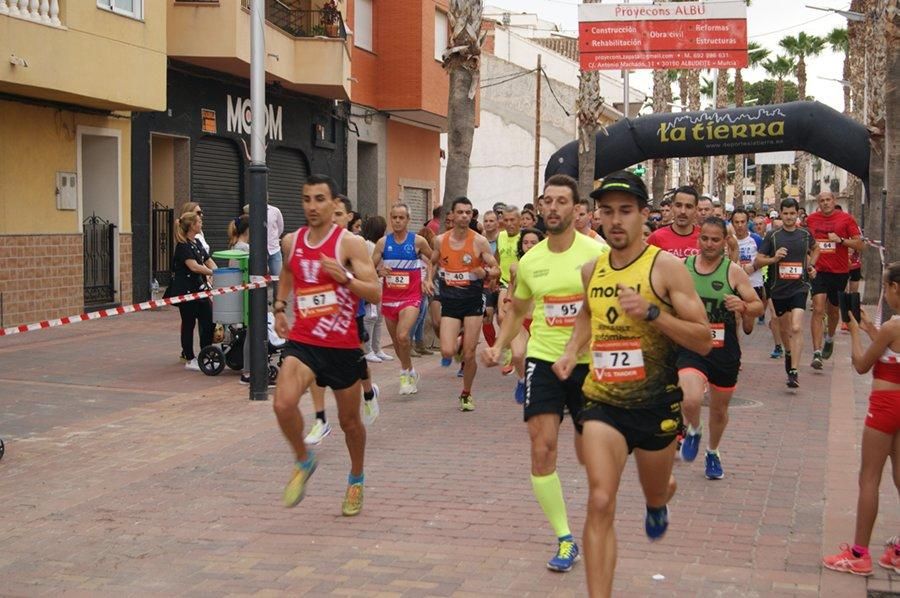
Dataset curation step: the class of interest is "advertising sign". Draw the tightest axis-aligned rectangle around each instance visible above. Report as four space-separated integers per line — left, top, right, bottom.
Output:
579 1 748 70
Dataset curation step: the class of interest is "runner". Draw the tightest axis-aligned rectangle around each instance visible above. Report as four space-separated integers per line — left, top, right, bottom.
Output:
805 191 863 368
481 210 501 348
659 198 673 226
482 173 608 573
496 205 521 322
504 227 545 402
822 262 900 576
696 196 713 225
753 198 819 388
677 217 764 479
554 170 712 597
646 186 701 260
732 208 766 312
371 204 434 395
575 198 609 246
272 174 381 515
433 197 499 411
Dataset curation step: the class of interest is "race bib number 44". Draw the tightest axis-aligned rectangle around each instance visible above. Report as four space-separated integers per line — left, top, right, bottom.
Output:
779 262 803 280
296 284 338 318
544 294 583 327
591 339 645 382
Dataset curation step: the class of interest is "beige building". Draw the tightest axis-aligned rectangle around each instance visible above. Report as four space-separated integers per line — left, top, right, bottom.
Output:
0 1 166 328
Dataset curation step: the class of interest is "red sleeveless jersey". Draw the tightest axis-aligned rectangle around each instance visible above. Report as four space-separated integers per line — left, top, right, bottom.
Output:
287 224 360 349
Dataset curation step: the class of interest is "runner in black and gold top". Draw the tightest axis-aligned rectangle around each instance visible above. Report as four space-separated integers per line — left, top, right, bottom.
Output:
676 217 764 480
553 171 712 598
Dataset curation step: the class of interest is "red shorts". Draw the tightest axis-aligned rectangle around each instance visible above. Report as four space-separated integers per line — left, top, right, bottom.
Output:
865 390 900 435
381 300 420 321
523 318 532 334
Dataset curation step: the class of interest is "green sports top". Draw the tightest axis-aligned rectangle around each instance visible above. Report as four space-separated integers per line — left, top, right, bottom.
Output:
497 230 520 286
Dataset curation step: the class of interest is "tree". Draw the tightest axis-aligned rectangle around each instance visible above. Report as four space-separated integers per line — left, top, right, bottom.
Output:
651 68 674 200
576 0 607 200
762 55 794 200
734 42 769 205
441 0 484 216
741 79 800 105
780 32 826 201
685 69 703 190
826 27 851 114
883 0 899 312
846 1 866 222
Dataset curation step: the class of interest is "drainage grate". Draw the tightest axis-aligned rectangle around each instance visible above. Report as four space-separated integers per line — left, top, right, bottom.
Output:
701 397 762 409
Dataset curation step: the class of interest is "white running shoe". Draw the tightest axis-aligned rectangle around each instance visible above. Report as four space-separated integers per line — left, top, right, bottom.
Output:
398 373 411 395
408 370 419 394
364 352 383 363
375 351 394 362
363 393 380 426
304 419 332 445
185 358 201 372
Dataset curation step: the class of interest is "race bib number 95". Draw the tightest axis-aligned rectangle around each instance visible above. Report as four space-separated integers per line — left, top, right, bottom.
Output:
544 294 583 327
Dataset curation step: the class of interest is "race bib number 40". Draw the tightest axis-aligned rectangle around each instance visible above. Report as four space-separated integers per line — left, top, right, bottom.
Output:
296 284 338 318
544 294 583 327
591 339 645 382
444 270 471 287
711 323 725 348
385 271 410 290
779 262 803 280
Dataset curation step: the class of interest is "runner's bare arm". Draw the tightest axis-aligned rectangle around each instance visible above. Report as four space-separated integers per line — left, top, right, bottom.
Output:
273 233 295 338
648 252 713 355
841 234 865 251
553 260 597 380
371 237 386 275
328 233 381 304
849 316 900 374
415 235 435 294
431 233 443 269
726 263 765 319
476 235 499 278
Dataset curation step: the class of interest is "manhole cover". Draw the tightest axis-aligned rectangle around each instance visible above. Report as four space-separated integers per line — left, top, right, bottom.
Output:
700 397 761 409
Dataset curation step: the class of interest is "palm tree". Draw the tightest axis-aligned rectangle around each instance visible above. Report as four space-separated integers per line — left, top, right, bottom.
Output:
762 55 794 200
577 0 606 200
677 70 690 186
651 68 673 200
441 0 484 214
686 69 703 190
827 28 851 114
780 32 826 201
734 42 769 205
714 68 730 200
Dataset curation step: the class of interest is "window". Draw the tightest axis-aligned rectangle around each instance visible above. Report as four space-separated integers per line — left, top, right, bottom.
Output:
435 10 449 62
97 0 143 19
355 0 373 52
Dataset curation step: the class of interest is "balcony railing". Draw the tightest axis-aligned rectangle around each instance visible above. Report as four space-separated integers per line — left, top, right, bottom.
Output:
239 0 346 39
0 0 62 27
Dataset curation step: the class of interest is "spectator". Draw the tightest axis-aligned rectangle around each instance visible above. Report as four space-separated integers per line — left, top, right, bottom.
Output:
411 226 437 357
659 198 674 225
426 206 442 234
181 202 210 253
266 198 284 299
520 209 536 229
362 215 388 362
348 211 363 235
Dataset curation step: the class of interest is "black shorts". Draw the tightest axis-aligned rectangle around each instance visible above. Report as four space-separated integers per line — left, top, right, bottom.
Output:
282 341 365 391
524 358 587 432
356 315 369 344
441 293 485 320
754 286 766 302
677 351 740 390
772 292 808 317
811 271 850 306
483 290 499 311
850 268 862 282
580 390 683 453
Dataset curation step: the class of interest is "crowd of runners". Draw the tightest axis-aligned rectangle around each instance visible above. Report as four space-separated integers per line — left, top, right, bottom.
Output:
266 171 898 595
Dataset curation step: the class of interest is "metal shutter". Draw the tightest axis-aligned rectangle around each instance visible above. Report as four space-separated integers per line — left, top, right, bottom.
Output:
268 146 309 234
192 137 243 254
403 187 429 232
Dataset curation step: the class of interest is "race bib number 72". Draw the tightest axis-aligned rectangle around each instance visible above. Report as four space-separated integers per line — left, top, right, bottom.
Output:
591 339 645 382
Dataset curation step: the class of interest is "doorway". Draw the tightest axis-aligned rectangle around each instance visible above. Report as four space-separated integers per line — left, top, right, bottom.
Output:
150 134 190 286
357 141 378 218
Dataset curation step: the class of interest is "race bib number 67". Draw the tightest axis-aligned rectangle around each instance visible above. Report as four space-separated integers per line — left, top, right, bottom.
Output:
591 339 646 382
296 284 338 318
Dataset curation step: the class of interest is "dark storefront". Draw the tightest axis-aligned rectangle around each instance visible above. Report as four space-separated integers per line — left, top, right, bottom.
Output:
131 62 347 301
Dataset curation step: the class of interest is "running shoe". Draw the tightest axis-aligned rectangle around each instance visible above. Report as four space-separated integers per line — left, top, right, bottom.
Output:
811 352 824 370
645 505 669 541
407 370 419 394
457 363 465 378
705 451 724 479
770 345 783 359
459 394 475 412
500 348 514 376
680 427 702 462
375 351 394 362
878 537 900 573
822 338 835 360
415 342 434 356
185 358 201 372
758 315 765 325
547 537 581 572
822 544 873 576
841 322 850 332
342 483 364 516
363 396 380 427
514 379 526 405
364 352 383 363
787 369 800 388
399 373 411 395
283 454 318 508
304 419 332 446
239 373 276 388
440 357 453 367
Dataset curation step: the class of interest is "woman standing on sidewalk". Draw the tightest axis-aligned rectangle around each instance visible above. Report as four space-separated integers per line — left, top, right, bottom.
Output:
166 211 217 371
361 216 390 363
823 262 900 576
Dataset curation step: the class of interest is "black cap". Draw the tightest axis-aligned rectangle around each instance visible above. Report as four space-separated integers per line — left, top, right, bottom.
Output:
589 170 649 205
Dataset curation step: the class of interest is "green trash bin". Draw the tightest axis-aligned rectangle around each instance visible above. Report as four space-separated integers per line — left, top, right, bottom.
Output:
212 250 250 324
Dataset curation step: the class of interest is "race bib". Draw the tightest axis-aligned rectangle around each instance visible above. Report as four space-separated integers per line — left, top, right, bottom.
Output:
543 294 583 327
386 271 410 290
711 323 725 348
591 339 645 383
296 284 339 318
444 269 471 287
818 241 836 254
779 262 803 280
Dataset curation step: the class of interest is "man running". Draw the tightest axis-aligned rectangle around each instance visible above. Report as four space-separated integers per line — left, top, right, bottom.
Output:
754 198 819 388
272 174 381 515
482 174 608 573
646 186 701 260
371 204 434 395
732 208 766 310
554 171 712 597
696 196 713 225
496 205 521 321
805 191 863 368
433 197 499 411
575 198 608 245
677 217 764 479
481 210 501 348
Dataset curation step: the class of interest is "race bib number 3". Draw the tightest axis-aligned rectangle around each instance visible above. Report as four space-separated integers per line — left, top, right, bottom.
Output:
544 294 583 327
818 241 837 254
779 262 803 280
296 284 339 318
444 270 471 287
591 339 645 382
711 323 725 348
386 271 410 290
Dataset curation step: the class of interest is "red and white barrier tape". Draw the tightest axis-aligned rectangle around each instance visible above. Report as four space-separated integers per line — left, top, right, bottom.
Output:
0 275 277 337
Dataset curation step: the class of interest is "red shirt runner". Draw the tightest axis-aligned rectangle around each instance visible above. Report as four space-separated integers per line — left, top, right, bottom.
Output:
646 224 700 260
805 210 860 274
287 224 360 349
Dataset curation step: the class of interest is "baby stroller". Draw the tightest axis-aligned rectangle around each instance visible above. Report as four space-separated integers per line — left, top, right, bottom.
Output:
198 314 285 384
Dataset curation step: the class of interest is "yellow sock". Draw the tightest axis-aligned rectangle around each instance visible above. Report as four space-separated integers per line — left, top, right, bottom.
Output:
531 472 571 539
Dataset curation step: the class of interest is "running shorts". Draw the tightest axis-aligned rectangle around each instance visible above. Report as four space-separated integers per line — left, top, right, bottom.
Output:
580 390 683 453
811 271 850 306
677 352 740 391
866 390 900 435
356 315 368 344
441 294 485 320
483 289 499 310
754 286 766 302
850 268 862 282
382 300 420 321
772 292 808 317
282 341 365 391
523 358 586 432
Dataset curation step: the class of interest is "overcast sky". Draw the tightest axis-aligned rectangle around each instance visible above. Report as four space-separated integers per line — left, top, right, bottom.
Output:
484 0 852 112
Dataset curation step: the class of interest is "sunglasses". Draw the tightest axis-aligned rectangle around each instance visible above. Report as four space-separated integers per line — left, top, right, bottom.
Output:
649 216 662 222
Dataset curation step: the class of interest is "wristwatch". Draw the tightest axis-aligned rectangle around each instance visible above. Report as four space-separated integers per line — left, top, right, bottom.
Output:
342 270 355 285
645 304 661 322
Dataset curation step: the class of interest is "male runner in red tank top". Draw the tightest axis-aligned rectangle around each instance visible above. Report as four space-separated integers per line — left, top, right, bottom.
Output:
646 186 701 260
272 174 381 515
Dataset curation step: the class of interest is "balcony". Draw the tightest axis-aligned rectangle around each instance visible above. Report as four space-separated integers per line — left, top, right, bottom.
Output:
0 1 63 27
169 0 351 100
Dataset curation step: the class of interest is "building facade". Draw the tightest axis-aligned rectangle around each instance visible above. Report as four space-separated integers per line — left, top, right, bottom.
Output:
0 1 166 328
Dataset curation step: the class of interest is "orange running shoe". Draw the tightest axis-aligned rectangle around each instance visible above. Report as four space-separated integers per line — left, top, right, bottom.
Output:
823 544 873 576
